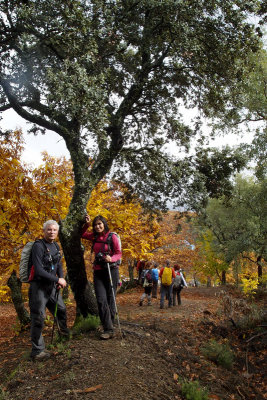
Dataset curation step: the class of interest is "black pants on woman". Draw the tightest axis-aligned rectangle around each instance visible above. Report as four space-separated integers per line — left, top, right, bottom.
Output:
93 267 119 332
172 286 183 305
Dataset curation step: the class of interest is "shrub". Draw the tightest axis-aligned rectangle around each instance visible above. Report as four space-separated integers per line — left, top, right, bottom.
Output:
72 314 100 335
181 380 209 400
235 304 266 330
200 339 234 370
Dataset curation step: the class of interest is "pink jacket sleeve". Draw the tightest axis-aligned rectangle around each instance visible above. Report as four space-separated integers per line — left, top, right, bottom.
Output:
110 233 122 263
81 224 94 241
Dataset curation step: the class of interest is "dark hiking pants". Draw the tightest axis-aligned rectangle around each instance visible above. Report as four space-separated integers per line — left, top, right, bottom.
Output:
94 267 119 332
160 284 173 308
173 287 182 305
29 282 68 356
152 280 158 298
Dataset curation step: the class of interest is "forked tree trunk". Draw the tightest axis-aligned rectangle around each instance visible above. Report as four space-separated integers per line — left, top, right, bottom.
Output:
7 270 30 328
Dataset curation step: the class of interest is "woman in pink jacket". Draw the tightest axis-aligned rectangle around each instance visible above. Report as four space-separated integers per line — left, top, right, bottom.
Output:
82 215 122 340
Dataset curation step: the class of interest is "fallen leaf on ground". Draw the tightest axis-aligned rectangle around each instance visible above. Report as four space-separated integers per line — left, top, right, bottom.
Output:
72 384 102 393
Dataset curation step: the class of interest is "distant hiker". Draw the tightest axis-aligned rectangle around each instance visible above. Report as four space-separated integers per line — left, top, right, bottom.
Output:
159 260 176 309
136 260 146 285
151 262 159 298
172 265 187 306
28 220 69 360
81 214 122 340
139 262 153 306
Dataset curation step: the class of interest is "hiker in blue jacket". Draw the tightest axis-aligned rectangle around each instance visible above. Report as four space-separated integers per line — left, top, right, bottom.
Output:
28 220 69 360
151 262 159 298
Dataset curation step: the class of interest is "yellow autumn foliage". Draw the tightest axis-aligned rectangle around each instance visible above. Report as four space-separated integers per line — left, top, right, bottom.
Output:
0 130 161 300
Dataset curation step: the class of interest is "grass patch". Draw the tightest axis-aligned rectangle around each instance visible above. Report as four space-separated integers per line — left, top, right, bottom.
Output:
72 314 100 335
235 304 266 330
0 386 11 400
180 380 209 400
200 339 234 370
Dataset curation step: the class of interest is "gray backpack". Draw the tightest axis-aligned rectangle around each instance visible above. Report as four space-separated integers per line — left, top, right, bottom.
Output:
173 274 182 289
19 242 35 283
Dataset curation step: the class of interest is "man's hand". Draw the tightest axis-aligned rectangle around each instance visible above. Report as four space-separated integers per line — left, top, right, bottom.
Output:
104 255 112 262
57 278 67 288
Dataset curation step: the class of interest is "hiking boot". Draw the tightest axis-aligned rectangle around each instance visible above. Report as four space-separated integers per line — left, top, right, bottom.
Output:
148 302 152 306
100 331 114 340
139 301 143 306
31 350 51 361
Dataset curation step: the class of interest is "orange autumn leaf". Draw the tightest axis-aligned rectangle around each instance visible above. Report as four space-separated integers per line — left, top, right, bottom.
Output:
73 384 102 393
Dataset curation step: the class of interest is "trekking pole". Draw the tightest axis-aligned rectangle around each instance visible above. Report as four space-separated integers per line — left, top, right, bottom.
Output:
107 263 123 339
51 287 61 344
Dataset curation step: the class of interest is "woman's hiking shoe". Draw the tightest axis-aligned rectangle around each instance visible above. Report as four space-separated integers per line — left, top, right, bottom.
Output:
31 350 51 361
100 331 114 340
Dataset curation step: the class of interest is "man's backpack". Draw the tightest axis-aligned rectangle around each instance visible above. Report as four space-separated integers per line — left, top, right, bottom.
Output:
19 239 60 283
19 242 35 283
173 274 182 289
161 267 173 286
151 268 159 282
143 269 153 287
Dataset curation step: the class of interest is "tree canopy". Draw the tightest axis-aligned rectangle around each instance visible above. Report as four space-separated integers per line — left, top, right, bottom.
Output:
0 0 264 206
196 175 267 283
0 0 265 315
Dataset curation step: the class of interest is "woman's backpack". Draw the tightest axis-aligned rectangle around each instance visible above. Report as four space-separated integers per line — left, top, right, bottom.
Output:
173 274 182 289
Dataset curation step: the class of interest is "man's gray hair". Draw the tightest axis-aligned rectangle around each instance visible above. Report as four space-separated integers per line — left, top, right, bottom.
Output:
43 220 59 230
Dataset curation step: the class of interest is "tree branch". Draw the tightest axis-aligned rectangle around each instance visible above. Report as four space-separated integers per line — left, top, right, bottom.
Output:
0 78 69 137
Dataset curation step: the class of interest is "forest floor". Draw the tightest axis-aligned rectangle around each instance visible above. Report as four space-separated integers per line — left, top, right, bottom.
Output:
0 286 266 400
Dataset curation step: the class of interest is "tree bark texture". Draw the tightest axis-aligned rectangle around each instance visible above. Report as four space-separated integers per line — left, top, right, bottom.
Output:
59 226 98 318
221 270 226 285
7 270 30 327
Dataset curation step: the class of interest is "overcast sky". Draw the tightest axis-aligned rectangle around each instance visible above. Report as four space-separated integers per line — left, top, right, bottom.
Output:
1 108 253 168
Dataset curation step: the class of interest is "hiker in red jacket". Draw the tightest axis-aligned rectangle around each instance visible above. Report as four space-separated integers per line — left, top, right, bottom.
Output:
81 214 122 340
159 260 176 309
136 260 145 284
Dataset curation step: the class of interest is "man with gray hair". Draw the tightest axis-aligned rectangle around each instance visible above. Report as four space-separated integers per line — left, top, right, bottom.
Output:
28 220 69 360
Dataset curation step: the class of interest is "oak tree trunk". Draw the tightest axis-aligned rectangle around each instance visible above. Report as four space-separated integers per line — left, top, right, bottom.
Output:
7 270 30 328
59 226 98 317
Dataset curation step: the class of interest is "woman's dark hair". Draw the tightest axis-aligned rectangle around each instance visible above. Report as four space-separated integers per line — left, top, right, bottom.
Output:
173 264 179 271
92 215 109 236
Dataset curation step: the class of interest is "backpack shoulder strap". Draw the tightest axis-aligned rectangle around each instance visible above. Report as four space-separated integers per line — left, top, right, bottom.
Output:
54 241 60 251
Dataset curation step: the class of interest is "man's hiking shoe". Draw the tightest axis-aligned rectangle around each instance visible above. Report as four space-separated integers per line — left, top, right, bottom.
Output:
31 350 51 361
100 331 114 340
139 301 143 306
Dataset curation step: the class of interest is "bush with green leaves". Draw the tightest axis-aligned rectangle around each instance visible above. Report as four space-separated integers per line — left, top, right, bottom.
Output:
181 380 209 400
200 339 234 370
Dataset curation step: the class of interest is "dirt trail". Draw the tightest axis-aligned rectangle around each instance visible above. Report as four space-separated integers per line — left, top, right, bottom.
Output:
0 287 265 400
